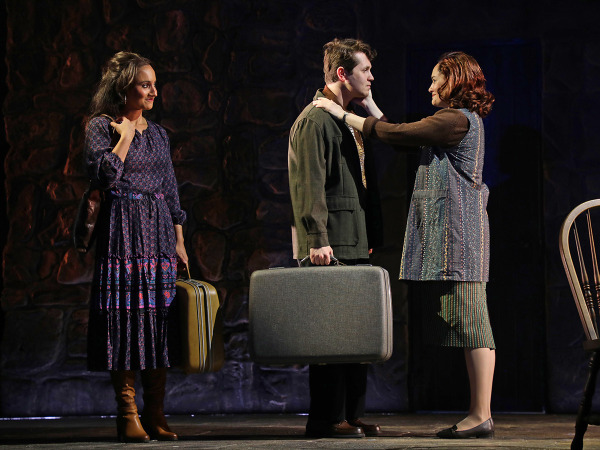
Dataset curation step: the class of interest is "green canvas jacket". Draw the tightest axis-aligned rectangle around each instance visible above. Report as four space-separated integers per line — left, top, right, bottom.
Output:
288 89 383 260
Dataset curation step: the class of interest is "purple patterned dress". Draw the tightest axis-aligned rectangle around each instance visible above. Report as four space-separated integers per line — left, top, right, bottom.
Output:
85 115 186 371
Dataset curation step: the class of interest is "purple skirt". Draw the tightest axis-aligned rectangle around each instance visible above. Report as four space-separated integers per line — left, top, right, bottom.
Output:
87 191 181 371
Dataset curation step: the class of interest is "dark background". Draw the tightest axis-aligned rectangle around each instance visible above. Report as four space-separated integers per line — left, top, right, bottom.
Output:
0 0 597 416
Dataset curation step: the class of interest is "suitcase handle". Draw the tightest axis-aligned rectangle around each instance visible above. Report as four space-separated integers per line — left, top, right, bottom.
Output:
298 255 346 267
179 263 192 280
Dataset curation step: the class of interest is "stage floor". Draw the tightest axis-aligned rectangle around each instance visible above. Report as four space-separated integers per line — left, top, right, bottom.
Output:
1 413 599 448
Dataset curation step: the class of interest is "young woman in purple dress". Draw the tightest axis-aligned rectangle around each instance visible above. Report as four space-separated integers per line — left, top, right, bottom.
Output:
84 51 188 443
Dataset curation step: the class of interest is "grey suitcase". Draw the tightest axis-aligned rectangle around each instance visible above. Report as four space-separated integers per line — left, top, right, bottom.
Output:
249 265 393 365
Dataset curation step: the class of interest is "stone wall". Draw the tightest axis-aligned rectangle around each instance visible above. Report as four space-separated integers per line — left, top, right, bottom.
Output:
0 0 408 416
3 0 600 417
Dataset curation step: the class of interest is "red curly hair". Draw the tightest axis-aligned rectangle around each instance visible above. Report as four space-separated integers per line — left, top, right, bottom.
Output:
436 51 495 118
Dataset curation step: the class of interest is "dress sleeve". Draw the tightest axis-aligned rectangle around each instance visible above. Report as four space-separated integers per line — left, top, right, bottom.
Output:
290 117 329 248
159 128 187 225
362 108 469 148
84 116 125 189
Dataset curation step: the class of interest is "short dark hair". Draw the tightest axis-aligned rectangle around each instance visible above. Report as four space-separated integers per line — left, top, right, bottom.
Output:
323 38 376 84
436 51 495 118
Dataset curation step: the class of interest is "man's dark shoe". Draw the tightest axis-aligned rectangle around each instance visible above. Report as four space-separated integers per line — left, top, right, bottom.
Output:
348 418 381 436
305 420 365 438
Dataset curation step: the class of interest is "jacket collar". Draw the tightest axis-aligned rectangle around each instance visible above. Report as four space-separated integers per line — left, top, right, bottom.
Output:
321 86 353 112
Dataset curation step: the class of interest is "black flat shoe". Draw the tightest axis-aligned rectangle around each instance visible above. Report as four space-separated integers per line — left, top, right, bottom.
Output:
436 418 494 439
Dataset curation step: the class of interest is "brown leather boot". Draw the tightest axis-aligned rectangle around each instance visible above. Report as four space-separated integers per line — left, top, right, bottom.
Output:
110 370 150 443
140 368 178 441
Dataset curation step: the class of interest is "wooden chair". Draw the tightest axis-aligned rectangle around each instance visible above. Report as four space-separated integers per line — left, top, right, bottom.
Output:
559 199 600 450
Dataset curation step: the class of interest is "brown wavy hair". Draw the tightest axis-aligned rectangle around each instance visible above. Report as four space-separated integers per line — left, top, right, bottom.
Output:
87 51 152 124
436 51 494 118
323 38 377 84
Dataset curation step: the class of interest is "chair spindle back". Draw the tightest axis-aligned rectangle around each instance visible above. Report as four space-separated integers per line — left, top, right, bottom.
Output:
559 200 600 341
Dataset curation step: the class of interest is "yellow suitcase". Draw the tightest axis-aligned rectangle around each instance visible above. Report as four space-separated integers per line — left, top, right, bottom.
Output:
176 269 224 374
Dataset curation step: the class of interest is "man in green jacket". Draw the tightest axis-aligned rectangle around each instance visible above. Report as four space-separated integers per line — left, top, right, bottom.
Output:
288 38 383 439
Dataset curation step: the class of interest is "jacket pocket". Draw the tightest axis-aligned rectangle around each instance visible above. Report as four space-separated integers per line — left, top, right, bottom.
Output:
325 196 359 246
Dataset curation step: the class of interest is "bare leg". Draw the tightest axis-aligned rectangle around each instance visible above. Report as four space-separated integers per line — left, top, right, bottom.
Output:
455 347 495 431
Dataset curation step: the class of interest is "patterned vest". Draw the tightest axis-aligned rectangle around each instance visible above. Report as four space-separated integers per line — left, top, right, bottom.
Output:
399 109 490 282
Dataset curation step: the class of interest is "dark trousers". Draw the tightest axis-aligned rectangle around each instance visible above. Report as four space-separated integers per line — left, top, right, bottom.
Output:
305 257 370 425
307 362 368 424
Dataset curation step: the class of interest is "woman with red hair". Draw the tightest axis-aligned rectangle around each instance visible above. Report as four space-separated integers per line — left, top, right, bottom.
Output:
314 51 496 439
